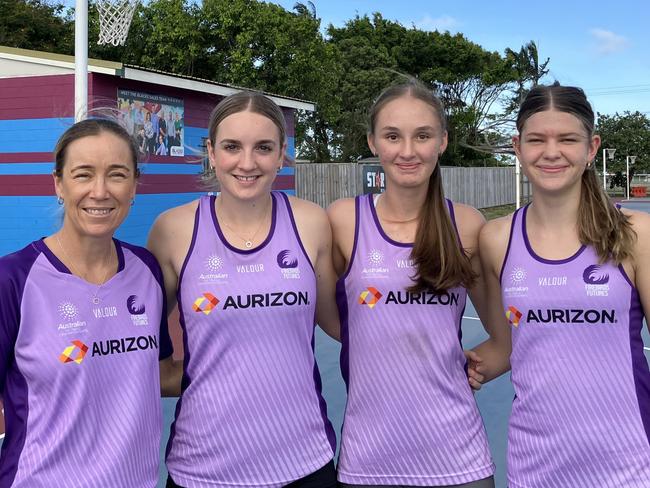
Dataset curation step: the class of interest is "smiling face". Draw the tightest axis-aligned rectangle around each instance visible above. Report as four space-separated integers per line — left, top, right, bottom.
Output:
368 95 448 190
514 109 600 195
207 110 285 201
54 131 137 240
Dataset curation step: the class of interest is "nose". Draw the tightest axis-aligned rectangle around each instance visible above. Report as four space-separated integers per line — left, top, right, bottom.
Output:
542 139 561 159
90 176 109 199
238 149 257 171
400 139 416 159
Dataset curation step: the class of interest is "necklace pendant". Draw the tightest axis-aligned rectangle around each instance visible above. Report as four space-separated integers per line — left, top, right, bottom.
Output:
245 240 253 249
92 296 100 305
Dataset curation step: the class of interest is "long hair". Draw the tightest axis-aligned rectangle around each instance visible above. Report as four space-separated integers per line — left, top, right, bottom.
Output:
517 84 635 263
369 79 477 293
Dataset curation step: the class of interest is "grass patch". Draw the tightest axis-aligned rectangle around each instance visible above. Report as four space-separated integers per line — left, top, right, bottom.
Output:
480 204 515 221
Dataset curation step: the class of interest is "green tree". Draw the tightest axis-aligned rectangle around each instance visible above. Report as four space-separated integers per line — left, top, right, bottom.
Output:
596 111 650 174
0 0 73 53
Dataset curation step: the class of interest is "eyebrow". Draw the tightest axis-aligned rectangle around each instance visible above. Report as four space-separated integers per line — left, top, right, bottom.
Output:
69 164 132 172
379 125 437 132
524 131 585 138
218 139 277 145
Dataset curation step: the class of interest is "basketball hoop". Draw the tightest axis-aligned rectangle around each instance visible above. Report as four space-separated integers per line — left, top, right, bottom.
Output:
97 0 138 46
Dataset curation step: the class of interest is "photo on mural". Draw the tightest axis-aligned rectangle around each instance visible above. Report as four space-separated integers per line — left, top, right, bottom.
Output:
117 89 184 157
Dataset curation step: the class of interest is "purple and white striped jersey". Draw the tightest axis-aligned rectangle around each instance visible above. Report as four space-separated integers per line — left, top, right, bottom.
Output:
0 239 172 488
501 205 650 487
166 192 335 487
335 194 494 486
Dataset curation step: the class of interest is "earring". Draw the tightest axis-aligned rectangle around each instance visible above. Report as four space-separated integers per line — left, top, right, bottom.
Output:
57 196 64 205
130 198 135 206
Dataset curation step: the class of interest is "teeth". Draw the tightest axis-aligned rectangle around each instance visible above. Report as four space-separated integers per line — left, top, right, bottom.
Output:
235 176 257 181
85 209 111 215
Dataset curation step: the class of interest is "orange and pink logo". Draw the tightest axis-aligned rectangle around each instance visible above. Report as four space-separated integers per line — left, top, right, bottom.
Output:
193 293 220 315
358 287 382 309
59 340 89 364
506 305 523 327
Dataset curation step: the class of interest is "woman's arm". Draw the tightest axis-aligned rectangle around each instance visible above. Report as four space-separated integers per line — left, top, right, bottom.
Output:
148 202 197 396
288 197 341 341
629 210 650 332
469 217 513 387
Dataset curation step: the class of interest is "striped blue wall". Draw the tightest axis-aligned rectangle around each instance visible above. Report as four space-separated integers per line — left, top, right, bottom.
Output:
0 118 74 153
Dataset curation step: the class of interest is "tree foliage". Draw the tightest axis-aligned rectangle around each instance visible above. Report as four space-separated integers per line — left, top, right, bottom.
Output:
2 0 556 164
596 111 650 173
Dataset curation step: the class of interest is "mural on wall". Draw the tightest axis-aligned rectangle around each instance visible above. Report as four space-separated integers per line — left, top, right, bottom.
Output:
117 89 185 157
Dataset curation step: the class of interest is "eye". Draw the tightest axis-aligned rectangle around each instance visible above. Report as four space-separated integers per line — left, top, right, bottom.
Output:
416 132 431 140
385 133 399 141
560 137 579 144
257 144 273 152
109 171 128 179
222 143 240 151
526 138 543 144
73 173 91 180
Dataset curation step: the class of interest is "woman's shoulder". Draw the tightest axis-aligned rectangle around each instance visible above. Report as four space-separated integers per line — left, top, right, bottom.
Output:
326 197 356 223
0 241 43 292
285 194 329 230
151 199 201 232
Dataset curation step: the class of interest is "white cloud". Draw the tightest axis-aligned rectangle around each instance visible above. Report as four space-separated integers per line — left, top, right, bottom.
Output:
415 14 459 32
590 28 629 55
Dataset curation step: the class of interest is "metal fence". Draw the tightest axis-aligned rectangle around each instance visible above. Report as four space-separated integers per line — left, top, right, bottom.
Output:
296 163 530 209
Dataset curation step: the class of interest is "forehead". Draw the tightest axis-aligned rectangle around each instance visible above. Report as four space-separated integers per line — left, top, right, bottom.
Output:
64 132 133 168
521 109 587 134
375 95 441 129
216 110 281 140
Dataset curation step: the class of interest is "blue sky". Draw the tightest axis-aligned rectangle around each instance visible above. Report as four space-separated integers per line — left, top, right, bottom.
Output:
274 0 650 117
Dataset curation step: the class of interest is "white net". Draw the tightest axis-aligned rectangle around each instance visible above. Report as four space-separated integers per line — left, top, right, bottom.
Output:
97 0 138 46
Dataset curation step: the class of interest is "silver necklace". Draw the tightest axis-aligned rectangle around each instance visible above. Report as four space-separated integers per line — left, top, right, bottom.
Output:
217 198 271 249
55 233 113 304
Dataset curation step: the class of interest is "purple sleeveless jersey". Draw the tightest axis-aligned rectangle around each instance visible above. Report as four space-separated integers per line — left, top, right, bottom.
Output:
166 192 335 487
335 194 494 486
0 239 172 487
501 205 650 487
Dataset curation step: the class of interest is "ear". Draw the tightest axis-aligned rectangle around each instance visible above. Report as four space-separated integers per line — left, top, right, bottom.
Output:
588 134 601 162
280 142 288 167
367 133 377 157
206 139 216 170
439 130 448 155
512 135 522 159
53 171 64 201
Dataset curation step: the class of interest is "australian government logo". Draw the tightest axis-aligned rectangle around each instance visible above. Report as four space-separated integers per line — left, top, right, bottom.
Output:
199 254 229 284
362 249 389 278
583 265 609 297
56 301 87 335
503 266 529 298
127 295 149 326
277 250 300 279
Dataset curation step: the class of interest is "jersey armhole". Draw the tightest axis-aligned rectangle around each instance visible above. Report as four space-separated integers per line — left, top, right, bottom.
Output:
445 198 463 247
279 192 315 273
176 199 203 306
498 209 520 285
338 195 361 282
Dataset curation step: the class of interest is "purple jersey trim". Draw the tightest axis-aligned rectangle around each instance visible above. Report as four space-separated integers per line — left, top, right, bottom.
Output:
0 243 39 487
368 193 412 248
618 263 635 289
522 204 586 265
120 241 174 360
211 193 278 255
499 208 521 285
337 196 361 283
35 237 126 274
168 201 201 460
310 330 337 453
628 287 650 447
280 192 315 273
336 278 350 388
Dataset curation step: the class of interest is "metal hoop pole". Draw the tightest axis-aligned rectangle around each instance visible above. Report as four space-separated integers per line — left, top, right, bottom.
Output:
75 0 88 121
